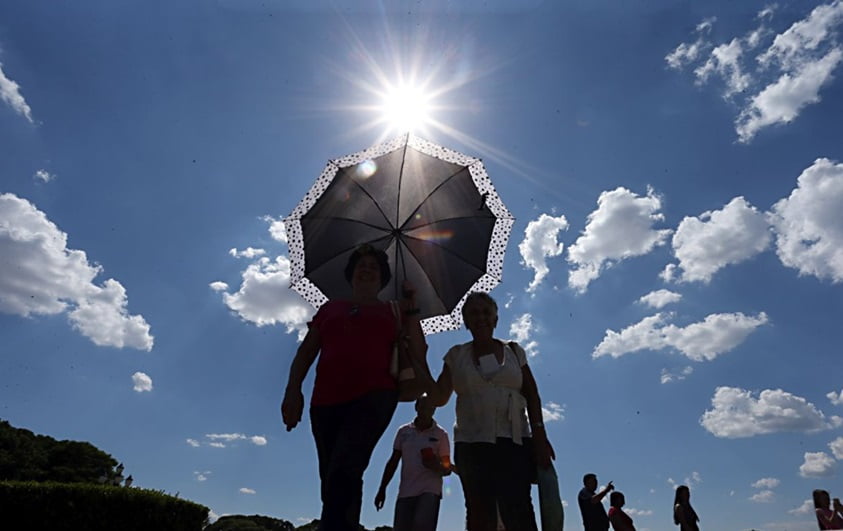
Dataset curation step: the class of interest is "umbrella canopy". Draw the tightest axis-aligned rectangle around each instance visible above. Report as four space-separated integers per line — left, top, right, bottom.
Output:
285 134 514 334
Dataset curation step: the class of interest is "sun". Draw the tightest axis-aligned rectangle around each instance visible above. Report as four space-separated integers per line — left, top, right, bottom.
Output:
378 83 433 134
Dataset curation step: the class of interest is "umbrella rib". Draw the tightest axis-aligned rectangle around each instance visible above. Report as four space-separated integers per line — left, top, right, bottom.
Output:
332 165 394 229
399 160 485 230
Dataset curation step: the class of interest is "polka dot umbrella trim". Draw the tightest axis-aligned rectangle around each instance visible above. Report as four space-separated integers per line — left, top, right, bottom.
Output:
284 133 514 334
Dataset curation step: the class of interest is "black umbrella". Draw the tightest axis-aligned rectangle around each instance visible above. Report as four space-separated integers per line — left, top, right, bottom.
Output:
284 134 514 334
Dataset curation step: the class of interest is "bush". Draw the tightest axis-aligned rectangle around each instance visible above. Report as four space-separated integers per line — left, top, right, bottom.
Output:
0 481 209 531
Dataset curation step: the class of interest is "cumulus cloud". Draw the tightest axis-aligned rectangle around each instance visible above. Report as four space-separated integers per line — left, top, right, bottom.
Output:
625 508 653 517
518 213 569 292
829 436 843 459
0 62 33 122
660 366 693 384
700 386 839 438
768 158 843 283
191 432 268 448
567 187 671 293
750 490 775 503
800 451 836 477
186 439 200 447
829 389 843 405
250 435 268 446
0 193 153 350
668 2 843 142
638 289 682 309
209 442 225 448
542 402 565 422
737 47 843 142
666 17 716 69
667 197 771 283
209 281 228 292
752 477 781 489
33 170 55 183
264 216 288 243
789 499 814 515
593 311 768 361
213 255 313 341
509 313 539 357
229 247 266 259
194 471 210 482
132 372 152 392
239 487 256 495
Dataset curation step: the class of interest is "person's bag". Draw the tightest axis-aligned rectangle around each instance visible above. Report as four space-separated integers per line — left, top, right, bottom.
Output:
536 462 564 530
389 301 425 402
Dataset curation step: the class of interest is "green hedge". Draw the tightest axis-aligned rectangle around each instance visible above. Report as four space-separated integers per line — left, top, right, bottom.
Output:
0 481 209 531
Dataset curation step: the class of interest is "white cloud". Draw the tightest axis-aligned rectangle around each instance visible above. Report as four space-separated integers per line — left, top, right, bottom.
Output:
209 442 226 448
789 499 814 515
685 471 702 485
829 436 843 459
518 213 569 292
758 1 843 69
250 435 268 446
567 187 671 293
695 38 752 96
625 508 653 517
509 313 539 357
229 247 266 259
700 387 838 438
829 389 843 405
206 433 247 442
264 216 288 243
768 158 843 283
0 193 153 350
209 281 228 292
593 311 767 361
132 372 152 393
208 510 220 523
667 197 771 283
666 17 715 69
542 402 565 422
213 255 314 341
0 62 33 122
751 477 780 489
660 366 693 384
33 170 55 183
239 487 256 495
799 451 836 477
194 471 210 482
750 490 775 503
186 439 200 447
638 289 682 309
737 47 843 142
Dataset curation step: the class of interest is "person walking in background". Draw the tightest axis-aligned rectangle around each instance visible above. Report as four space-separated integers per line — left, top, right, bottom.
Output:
374 395 452 531
281 245 427 531
578 474 613 531
673 485 700 531
607 491 635 531
418 292 554 531
813 489 843 530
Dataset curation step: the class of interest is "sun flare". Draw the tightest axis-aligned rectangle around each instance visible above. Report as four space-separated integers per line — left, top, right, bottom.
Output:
379 84 433 134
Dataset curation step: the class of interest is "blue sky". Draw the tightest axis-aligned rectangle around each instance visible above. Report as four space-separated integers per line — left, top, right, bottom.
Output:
2 1 843 530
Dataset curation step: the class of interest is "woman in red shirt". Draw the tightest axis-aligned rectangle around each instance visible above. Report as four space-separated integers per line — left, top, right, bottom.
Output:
608 491 636 531
282 245 426 531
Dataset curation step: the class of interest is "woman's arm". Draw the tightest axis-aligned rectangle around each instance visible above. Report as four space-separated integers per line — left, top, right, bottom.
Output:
281 327 320 431
521 362 555 467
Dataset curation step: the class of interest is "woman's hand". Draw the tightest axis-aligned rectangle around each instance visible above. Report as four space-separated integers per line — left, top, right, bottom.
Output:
281 388 304 432
534 430 555 468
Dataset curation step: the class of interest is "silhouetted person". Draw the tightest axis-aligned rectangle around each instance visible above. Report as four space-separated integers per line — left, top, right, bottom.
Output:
578 473 612 531
374 396 451 531
813 489 843 530
608 491 635 531
673 485 699 531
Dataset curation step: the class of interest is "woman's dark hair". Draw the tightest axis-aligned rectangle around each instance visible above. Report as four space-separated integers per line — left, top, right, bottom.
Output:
609 491 624 508
344 244 391 288
813 488 829 509
461 292 498 320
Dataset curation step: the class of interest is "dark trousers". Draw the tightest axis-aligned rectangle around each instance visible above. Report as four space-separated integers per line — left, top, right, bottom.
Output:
310 389 398 531
394 492 441 531
454 438 538 531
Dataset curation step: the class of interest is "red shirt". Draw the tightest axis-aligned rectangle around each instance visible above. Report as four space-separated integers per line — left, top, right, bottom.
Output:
309 300 398 406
